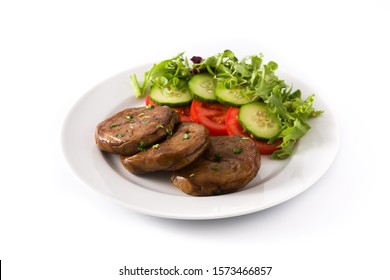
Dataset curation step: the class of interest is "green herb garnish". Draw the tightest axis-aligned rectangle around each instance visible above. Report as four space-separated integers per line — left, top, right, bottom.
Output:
183 133 190 140
130 52 192 98
125 114 134 121
210 164 219 171
137 141 147 151
233 146 243 154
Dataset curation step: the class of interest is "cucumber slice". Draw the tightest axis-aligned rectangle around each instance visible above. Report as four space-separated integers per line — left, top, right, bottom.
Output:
238 102 281 140
214 85 252 107
149 86 193 107
188 73 217 103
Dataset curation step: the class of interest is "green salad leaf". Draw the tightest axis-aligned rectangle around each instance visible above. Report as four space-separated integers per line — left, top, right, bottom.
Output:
130 50 323 159
192 50 323 159
130 52 192 98
193 50 287 101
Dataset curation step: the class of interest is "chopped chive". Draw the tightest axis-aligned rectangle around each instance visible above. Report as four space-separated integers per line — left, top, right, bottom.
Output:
210 164 219 171
116 132 125 137
110 123 121 128
152 144 160 149
137 141 147 151
183 133 190 140
156 124 164 129
233 146 243 154
146 104 155 109
125 114 134 121
142 120 151 125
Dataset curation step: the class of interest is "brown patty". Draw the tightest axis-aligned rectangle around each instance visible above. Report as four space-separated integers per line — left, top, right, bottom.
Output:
95 106 180 156
171 136 261 196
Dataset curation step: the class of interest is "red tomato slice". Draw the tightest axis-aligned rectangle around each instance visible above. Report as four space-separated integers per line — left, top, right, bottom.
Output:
225 107 283 155
145 96 192 122
173 106 192 122
190 100 229 136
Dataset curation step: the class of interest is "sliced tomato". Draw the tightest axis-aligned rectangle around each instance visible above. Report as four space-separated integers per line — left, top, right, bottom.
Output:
145 95 154 106
190 99 229 136
145 96 192 122
225 107 283 155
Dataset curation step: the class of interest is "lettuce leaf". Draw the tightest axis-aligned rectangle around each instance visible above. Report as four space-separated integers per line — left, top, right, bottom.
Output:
130 52 192 98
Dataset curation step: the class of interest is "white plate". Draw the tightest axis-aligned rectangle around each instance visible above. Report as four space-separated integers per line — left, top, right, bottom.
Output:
61 64 339 220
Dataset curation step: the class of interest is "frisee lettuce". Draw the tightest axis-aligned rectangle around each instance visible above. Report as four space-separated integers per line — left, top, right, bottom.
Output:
130 52 192 98
130 50 323 159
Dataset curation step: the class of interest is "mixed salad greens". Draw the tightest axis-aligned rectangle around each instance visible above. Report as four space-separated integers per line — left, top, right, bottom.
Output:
130 50 323 159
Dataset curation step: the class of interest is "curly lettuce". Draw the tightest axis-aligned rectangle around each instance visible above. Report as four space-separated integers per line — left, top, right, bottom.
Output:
131 50 323 159
130 52 192 98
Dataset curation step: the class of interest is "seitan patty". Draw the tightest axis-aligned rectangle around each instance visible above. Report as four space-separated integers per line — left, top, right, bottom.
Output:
95 106 180 156
120 122 209 174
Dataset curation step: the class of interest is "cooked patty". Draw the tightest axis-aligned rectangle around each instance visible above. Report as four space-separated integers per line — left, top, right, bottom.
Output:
95 106 180 156
120 122 210 174
171 136 261 196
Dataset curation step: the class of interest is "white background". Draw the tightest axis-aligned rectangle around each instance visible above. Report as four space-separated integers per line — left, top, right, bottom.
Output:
1 0 389 279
